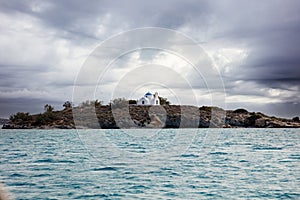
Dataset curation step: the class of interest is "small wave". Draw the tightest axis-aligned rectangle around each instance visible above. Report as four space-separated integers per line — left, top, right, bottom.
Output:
34 158 76 163
164 192 178 197
9 173 25 177
32 167 53 171
163 184 176 188
31 173 51 178
276 193 300 199
9 182 36 187
209 152 228 155
34 158 54 163
288 154 300 160
136 150 146 153
252 146 283 150
75 194 108 199
125 176 138 180
278 159 293 163
197 174 210 179
92 167 118 171
56 160 76 163
129 185 150 190
181 154 199 158
160 167 172 170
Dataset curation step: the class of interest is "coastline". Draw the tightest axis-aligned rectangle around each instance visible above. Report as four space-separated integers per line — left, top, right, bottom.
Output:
2 105 300 129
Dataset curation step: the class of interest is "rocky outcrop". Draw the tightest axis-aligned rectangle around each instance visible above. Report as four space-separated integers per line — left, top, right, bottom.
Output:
0 118 9 125
2 105 300 129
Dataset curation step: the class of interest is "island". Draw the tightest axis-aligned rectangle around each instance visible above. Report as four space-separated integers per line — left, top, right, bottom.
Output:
2 100 300 129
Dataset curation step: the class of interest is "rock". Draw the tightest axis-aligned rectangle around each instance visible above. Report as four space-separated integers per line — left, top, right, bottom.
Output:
223 124 232 128
255 118 266 127
3 104 300 129
146 114 165 128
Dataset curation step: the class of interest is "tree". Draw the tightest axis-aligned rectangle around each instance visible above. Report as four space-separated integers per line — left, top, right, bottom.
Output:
129 99 137 105
44 104 54 113
63 101 72 109
94 99 102 107
80 100 91 107
292 116 299 122
158 96 170 105
80 100 102 107
233 108 248 114
110 98 128 109
10 112 32 122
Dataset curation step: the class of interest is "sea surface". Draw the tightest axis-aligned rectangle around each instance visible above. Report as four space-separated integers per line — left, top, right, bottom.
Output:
0 129 299 199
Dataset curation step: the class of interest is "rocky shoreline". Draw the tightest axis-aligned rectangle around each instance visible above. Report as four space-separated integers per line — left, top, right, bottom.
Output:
2 105 300 129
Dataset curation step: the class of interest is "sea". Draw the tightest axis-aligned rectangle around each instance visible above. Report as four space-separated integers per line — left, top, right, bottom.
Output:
0 129 299 199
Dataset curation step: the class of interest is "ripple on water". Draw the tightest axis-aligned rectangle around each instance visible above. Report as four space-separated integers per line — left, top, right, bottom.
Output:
0 129 299 199
252 145 284 150
91 167 118 171
9 173 25 178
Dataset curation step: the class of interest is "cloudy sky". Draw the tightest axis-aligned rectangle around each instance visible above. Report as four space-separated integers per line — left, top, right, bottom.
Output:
0 0 299 118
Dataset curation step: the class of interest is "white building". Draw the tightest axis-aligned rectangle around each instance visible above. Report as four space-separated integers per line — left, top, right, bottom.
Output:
137 92 160 105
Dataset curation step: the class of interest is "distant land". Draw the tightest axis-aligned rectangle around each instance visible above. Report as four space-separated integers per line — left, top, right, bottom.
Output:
2 101 300 129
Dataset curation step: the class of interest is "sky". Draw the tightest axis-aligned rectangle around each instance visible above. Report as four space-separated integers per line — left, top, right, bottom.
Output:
0 0 299 118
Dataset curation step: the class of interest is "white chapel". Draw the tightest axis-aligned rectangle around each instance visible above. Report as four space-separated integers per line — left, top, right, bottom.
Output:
137 92 160 105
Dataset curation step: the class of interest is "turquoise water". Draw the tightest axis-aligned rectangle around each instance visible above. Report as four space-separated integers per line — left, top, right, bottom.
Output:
0 129 299 199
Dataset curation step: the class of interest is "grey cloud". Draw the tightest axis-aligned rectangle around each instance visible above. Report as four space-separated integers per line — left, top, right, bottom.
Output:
226 101 300 119
203 1 300 106
0 97 63 118
0 0 300 117
1 0 212 41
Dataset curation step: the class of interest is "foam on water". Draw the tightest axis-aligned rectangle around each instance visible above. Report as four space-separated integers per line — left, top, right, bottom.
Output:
0 129 299 199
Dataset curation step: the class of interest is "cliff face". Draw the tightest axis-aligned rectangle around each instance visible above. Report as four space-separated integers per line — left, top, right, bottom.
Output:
2 105 300 129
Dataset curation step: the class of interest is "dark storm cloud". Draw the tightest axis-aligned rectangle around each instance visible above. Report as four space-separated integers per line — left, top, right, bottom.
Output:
233 26 300 87
0 0 299 117
0 0 211 41
210 0 300 90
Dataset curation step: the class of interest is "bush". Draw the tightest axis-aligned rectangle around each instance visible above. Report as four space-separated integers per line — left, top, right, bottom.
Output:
158 96 170 105
80 100 102 108
110 98 128 109
129 99 137 105
199 106 224 112
292 116 299 122
233 108 248 114
33 111 58 126
10 112 32 122
33 114 47 126
63 101 72 109
44 104 54 112
199 106 212 112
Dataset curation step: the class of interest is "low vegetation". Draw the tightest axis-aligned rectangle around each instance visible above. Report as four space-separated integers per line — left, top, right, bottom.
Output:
2 98 300 129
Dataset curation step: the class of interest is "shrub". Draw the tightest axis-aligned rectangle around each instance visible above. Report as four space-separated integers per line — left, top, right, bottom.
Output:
63 101 72 109
292 116 299 122
129 99 137 105
33 114 47 126
33 111 58 126
80 100 102 108
158 96 170 105
110 98 128 109
233 108 248 114
9 112 32 122
44 104 54 112
199 106 211 112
